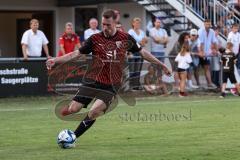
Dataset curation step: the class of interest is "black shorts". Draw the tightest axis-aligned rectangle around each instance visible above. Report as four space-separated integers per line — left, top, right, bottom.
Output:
199 57 210 66
222 72 237 83
73 81 120 108
177 68 187 72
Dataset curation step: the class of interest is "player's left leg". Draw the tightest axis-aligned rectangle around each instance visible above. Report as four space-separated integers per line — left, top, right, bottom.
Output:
74 99 110 138
89 99 108 119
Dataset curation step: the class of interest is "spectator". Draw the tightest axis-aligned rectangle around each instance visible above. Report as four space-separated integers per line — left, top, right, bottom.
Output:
227 0 239 8
175 43 192 97
211 26 222 88
144 65 168 95
227 23 240 94
226 12 235 32
21 19 50 60
216 16 228 37
198 19 218 89
128 17 148 90
149 18 169 63
227 23 240 56
220 42 240 98
169 32 189 88
58 22 81 57
84 18 100 40
187 29 200 89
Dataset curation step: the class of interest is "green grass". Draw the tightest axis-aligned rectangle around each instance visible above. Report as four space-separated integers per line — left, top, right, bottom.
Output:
0 95 240 160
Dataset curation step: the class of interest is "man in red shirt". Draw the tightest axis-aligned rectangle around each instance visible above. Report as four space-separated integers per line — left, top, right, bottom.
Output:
57 22 81 57
47 9 171 143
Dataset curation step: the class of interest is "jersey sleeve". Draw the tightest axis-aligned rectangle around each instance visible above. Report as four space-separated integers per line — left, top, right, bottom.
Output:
84 30 89 41
21 31 28 45
149 28 155 38
163 29 168 38
233 54 237 61
75 36 80 45
59 37 64 45
42 32 49 45
79 36 93 54
127 34 142 53
128 29 133 36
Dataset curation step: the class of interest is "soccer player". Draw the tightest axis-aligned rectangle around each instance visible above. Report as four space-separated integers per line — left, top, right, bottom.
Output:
46 9 171 139
220 42 240 98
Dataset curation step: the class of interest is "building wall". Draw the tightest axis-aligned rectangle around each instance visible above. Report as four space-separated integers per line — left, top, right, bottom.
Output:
98 2 146 32
0 0 75 57
0 0 56 9
56 7 75 54
0 1 147 57
0 13 32 57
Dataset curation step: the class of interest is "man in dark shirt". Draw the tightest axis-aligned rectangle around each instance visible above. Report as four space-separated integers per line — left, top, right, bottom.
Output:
46 9 171 140
220 42 240 98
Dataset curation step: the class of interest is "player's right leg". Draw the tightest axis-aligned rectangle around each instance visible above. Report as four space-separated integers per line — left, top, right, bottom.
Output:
220 83 227 98
61 100 84 116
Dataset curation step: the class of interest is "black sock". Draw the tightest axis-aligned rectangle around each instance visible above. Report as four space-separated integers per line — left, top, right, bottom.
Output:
74 115 96 138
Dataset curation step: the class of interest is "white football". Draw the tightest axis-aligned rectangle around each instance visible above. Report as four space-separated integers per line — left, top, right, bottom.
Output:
57 129 76 149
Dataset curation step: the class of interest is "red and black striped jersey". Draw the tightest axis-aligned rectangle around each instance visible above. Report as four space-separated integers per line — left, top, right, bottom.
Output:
79 30 142 85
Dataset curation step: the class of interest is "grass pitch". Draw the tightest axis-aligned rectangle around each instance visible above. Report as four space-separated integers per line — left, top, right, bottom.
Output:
0 95 240 160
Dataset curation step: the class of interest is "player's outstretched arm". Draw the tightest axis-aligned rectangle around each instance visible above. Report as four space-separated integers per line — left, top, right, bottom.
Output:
46 50 81 70
139 48 172 76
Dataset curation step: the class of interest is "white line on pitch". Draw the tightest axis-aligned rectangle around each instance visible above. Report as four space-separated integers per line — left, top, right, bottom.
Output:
0 107 49 112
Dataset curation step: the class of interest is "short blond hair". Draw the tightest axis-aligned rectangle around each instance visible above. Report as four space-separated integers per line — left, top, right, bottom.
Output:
131 17 141 28
30 19 39 25
65 22 73 28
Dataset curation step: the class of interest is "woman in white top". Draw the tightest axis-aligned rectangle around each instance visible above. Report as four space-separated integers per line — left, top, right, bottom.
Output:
128 17 148 90
175 43 192 97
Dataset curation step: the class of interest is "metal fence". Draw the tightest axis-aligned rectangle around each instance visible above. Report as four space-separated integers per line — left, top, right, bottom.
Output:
0 55 239 97
178 0 240 38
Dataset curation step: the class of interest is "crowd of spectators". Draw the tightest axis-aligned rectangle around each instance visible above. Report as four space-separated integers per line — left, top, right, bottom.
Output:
20 7 240 98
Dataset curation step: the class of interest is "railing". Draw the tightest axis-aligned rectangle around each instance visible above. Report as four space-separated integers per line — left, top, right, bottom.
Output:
177 0 240 38
136 0 193 32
